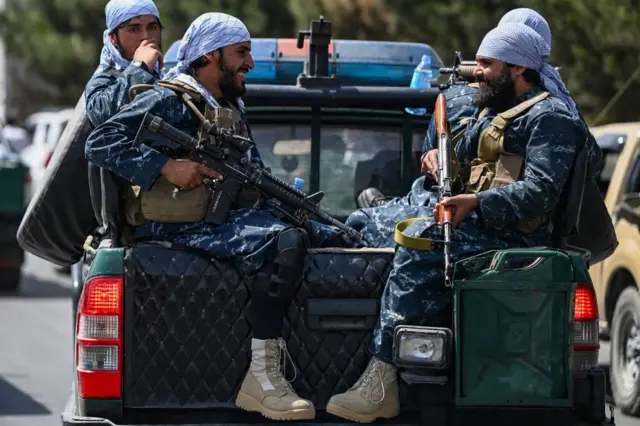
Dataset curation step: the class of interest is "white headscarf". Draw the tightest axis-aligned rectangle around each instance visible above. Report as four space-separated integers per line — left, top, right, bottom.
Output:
162 12 251 109
477 23 578 115
498 8 552 57
97 0 162 74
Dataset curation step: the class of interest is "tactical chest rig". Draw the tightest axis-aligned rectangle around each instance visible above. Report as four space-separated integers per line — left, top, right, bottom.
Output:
463 91 550 234
124 80 259 226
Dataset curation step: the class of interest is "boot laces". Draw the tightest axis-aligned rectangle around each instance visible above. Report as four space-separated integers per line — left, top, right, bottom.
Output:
358 359 386 404
266 338 298 393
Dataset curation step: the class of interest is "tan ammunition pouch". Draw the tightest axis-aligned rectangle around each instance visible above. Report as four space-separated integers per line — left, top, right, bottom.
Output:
465 91 550 234
123 80 250 226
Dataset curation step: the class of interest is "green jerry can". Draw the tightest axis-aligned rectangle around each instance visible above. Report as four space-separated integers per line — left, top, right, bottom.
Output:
453 248 594 408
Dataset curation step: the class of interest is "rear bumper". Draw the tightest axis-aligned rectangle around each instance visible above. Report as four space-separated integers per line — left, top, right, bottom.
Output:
63 379 615 426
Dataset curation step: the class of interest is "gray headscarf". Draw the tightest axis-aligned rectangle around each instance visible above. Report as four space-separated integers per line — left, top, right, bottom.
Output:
476 23 578 115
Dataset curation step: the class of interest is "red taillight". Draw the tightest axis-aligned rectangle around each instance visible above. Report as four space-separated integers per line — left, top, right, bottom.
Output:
573 282 599 375
574 284 598 321
76 276 123 399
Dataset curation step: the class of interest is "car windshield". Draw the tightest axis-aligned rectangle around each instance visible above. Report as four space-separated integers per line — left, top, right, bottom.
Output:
252 124 425 217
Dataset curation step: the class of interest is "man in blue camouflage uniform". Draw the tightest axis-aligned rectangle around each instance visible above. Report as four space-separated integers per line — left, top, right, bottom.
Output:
85 0 164 127
351 7 602 250
326 22 601 423
85 12 344 422
358 7 603 213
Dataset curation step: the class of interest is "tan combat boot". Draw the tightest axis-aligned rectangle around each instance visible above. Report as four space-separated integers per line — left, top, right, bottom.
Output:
235 338 315 421
326 357 399 423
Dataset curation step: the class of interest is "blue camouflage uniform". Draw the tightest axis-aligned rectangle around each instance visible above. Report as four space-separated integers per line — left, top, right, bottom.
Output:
85 13 342 276
349 7 604 250
85 66 160 128
354 21 601 367
85 86 341 272
422 83 478 153
371 85 589 362
347 83 479 248
85 0 163 127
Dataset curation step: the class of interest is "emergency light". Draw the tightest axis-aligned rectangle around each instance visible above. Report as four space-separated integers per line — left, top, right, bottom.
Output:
163 38 444 87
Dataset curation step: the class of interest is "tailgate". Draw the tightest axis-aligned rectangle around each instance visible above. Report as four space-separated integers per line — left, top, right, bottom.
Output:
121 245 423 412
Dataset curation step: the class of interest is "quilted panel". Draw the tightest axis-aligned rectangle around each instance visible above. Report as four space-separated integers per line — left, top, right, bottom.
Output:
123 246 419 409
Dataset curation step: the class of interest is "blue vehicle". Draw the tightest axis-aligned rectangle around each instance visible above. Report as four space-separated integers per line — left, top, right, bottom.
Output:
163 37 444 87
54 17 611 426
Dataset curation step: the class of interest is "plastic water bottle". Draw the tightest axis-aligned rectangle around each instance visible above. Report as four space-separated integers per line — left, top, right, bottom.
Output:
405 55 432 116
292 177 305 192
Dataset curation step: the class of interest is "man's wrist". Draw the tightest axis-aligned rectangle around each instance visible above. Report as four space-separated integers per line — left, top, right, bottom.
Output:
131 60 150 73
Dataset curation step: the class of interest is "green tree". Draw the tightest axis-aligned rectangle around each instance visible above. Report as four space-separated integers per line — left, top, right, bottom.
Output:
288 0 640 125
0 0 295 118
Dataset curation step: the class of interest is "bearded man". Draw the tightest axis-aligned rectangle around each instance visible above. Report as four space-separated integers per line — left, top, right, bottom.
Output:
327 22 597 423
85 12 347 422
357 7 602 214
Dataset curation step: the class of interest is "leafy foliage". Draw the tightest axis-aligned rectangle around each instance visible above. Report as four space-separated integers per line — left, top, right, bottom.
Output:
2 0 640 124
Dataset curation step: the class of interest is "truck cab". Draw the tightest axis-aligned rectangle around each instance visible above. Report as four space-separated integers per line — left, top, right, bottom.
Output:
59 17 611 426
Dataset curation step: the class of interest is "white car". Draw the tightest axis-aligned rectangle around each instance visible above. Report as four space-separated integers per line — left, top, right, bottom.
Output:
20 107 74 201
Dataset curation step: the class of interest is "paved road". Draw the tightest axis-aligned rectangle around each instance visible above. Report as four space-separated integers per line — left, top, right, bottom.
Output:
0 254 72 426
0 253 638 426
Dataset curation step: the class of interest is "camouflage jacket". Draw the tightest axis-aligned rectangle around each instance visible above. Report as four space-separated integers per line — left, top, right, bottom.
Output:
84 84 261 191
460 86 599 230
422 83 478 154
84 64 159 128
421 83 604 179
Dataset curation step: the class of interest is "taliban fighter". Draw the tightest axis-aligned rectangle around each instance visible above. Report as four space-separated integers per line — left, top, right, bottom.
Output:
326 22 596 423
85 0 164 127
352 7 602 250
85 12 346 421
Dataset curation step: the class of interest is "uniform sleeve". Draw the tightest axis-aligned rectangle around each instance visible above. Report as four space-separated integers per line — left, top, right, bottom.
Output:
586 131 604 178
475 112 580 229
422 91 477 154
85 89 187 191
422 116 438 154
85 65 157 127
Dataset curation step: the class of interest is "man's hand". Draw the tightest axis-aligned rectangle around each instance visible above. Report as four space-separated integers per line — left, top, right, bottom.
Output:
421 149 439 179
434 194 478 227
133 39 164 71
161 159 222 190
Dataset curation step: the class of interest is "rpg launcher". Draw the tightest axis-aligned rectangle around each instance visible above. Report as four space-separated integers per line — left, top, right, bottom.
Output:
133 112 363 243
433 93 454 287
439 51 476 90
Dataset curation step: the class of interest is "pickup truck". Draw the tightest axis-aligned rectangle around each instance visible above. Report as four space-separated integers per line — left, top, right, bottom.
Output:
589 122 640 415
19 17 613 426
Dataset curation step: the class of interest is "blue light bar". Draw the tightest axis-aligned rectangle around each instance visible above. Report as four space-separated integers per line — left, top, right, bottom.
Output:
163 38 443 87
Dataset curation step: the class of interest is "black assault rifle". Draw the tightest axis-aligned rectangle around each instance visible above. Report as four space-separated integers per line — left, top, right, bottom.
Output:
433 94 454 286
133 112 363 242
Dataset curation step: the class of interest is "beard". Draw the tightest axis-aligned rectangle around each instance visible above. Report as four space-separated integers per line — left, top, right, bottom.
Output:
219 61 247 102
472 67 516 111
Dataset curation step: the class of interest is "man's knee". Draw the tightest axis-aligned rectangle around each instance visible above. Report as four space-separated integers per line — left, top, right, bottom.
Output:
255 227 309 301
